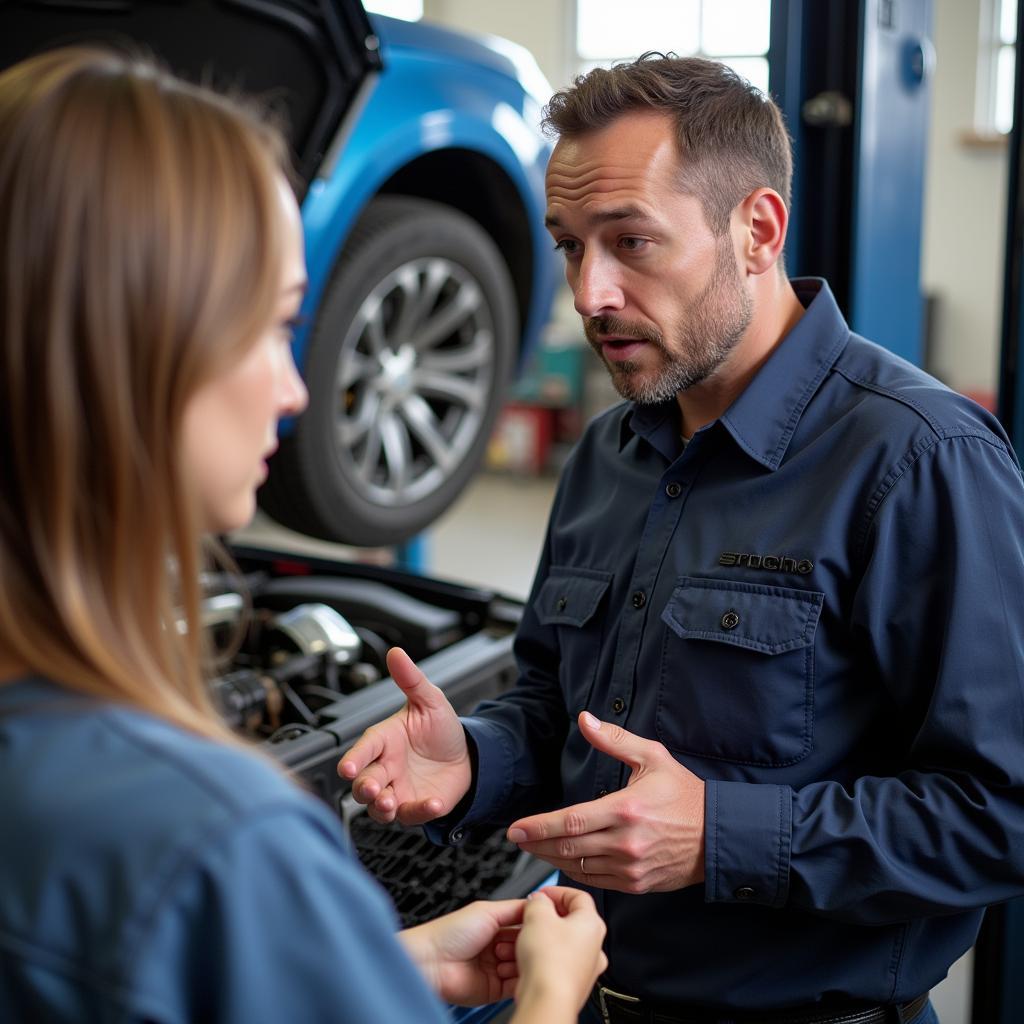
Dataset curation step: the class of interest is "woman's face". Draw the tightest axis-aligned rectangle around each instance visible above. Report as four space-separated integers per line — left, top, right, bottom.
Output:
182 176 309 534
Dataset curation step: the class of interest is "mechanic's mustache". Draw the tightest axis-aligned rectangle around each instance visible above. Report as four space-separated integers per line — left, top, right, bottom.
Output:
584 315 664 348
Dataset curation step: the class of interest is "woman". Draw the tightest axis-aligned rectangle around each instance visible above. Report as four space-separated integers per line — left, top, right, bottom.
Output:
0 46 606 1022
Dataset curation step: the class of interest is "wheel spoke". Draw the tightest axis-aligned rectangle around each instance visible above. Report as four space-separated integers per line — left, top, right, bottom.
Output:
390 261 450 349
355 418 383 485
337 393 380 446
417 332 493 374
356 296 387 357
412 281 482 352
379 411 412 494
412 368 488 411
387 266 424 350
400 395 458 473
336 352 377 392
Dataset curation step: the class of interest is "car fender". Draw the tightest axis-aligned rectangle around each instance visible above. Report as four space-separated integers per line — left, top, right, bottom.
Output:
295 39 557 376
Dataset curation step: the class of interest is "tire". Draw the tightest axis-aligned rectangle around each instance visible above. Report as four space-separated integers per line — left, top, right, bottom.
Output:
260 196 518 547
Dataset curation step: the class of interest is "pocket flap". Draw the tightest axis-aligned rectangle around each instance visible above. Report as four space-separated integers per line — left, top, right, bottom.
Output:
537 567 613 628
661 577 823 654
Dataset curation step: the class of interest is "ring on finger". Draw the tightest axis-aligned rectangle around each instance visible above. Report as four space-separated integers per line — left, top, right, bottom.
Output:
580 855 587 875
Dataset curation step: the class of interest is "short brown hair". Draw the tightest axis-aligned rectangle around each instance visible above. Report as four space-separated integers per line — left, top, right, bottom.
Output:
543 53 792 234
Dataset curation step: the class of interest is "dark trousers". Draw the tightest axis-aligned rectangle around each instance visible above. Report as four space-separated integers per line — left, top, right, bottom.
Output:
578 993 939 1024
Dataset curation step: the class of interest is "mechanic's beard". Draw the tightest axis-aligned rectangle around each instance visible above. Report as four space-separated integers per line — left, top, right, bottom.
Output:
584 241 753 405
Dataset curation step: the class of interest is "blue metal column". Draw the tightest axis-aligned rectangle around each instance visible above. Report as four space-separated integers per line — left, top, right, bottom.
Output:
769 0 933 368
849 0 933 363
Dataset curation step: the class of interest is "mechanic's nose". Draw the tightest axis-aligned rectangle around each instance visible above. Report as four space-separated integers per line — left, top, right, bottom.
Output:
572 254 624 318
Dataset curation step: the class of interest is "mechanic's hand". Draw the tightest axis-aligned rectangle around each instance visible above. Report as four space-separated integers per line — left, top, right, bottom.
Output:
512 887 607 1023
397 898 524 1006
507 711 705 894
337 647 471 825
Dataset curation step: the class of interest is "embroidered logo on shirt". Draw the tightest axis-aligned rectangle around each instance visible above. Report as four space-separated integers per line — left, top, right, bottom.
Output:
718 551 814 574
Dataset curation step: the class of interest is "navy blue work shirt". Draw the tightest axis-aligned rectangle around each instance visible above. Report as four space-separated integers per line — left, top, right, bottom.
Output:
447 279 1024 1010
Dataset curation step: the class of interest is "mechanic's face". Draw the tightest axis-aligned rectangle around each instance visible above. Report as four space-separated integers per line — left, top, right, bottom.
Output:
182 176 308 534
545 110 752 404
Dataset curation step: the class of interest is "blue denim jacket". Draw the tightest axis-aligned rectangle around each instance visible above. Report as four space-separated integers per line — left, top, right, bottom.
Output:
447 279 1024 1010
0 679 450 1024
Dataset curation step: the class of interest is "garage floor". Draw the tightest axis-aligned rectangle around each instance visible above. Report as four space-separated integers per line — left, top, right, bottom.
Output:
235 471 559 599
233 470 973 1024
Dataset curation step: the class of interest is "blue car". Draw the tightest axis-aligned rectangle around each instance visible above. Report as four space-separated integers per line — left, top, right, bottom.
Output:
1 0 558 547
260 8 559 546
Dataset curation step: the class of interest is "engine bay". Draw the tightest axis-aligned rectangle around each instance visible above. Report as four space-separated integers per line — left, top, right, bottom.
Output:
207 545 549 925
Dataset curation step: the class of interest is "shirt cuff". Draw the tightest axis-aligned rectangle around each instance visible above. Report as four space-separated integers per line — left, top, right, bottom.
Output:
422 716 515 846
705 779 792 908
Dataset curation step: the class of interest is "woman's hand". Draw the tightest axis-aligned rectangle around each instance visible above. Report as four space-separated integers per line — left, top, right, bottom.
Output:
398 886 606 1020
398 898 524 1006
512 886 607 1023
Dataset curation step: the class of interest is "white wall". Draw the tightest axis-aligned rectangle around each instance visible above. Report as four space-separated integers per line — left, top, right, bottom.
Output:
921 0 1008 400
423 0 576 91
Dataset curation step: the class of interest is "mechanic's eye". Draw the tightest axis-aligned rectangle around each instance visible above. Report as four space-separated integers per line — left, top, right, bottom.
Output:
553 239 580 257
619 237 648 251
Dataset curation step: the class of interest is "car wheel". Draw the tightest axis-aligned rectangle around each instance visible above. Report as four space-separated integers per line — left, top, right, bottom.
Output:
260 195 518 547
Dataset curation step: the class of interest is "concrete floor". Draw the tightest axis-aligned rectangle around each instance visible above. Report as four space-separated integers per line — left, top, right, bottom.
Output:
234 470 973 1024
235 470 559 599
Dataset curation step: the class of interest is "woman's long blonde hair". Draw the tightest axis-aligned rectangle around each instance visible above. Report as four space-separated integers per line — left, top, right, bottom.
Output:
0 46 290 739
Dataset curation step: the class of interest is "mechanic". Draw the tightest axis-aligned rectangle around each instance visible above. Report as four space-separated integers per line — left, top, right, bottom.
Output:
340 54 1024 1024
0 47 608 1023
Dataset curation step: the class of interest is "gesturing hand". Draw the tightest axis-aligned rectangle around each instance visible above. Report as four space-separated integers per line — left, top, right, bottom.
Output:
507 711 705 894
337 647 471 825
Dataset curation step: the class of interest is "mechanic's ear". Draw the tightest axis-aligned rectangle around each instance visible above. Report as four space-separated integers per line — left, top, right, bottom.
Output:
735 187 788 275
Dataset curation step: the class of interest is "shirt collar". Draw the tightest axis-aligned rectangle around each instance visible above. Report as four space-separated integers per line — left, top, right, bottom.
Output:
619 278 849 469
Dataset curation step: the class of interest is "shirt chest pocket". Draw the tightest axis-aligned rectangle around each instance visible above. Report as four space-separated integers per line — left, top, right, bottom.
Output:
536 567 612 714
657 576 824 767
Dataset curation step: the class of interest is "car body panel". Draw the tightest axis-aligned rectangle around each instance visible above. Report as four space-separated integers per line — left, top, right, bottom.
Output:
291 14 557 387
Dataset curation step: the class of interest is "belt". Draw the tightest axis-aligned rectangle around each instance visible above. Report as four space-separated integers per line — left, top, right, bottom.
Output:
589 984 931 1024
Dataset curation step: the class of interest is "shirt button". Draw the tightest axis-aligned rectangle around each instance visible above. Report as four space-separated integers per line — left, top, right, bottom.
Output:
611 697 626 714
720 610 740 630
631 590 647 609
598 789 609 797
734 886 756 901
450 827 465 843
556 596 568 611
665 482 682 498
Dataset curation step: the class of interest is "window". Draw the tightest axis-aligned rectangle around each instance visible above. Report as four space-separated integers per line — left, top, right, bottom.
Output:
576 0 771 94
978 0 1016 134
363 0 422 22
